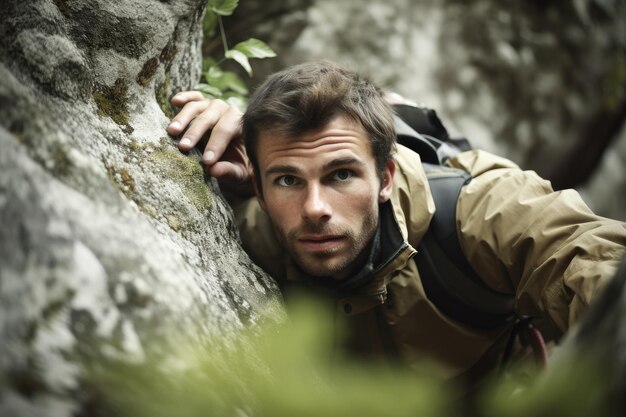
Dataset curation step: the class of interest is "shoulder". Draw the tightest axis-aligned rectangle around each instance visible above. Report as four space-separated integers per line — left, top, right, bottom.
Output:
446 149 520 176
447 150 558 229
450 150 581 223
390 144 435 247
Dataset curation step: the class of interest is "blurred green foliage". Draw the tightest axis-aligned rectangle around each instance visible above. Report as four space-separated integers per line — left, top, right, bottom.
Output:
85 299 452 417
84 297 614 417
480 357 610 417
196 0 276 109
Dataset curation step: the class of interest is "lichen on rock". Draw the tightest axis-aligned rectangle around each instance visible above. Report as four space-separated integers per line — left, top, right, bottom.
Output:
136 56 160 87
93 78 133 133
149 140 212 213
0 2 283 416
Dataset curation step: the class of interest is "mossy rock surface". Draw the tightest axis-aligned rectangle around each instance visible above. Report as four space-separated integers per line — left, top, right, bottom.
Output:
0 2 283 416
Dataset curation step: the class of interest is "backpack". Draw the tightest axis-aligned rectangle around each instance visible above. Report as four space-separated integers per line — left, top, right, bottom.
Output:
392 104 547 368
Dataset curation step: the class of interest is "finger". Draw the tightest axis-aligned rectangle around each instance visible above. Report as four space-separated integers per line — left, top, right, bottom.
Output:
167 92 209 135
170 91 205 107
176 99 231 155
167 100 210 137
209 161 249 184
201 105 243 165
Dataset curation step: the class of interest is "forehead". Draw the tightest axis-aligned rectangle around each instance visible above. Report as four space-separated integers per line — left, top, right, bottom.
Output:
256 115 374 169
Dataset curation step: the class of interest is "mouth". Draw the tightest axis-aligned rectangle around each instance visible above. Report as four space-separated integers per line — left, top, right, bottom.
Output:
297 235 345 252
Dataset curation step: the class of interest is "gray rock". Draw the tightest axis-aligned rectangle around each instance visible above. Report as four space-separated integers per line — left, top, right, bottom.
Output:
252 0 626 220
0 1 283 416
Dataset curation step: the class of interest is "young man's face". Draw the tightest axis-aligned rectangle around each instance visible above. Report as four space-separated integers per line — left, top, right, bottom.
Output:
255 115 396 280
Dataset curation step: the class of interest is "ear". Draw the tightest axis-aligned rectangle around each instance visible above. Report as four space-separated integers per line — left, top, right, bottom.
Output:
378 159 396 203
252 173 268 212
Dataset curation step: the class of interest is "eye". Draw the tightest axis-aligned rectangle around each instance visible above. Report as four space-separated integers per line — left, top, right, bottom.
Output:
331 169 354 181
276 175 299 187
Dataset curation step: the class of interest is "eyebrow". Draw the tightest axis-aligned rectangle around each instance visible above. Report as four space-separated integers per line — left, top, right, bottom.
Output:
265 157 364 178
265 165 301 177
322 157 364 171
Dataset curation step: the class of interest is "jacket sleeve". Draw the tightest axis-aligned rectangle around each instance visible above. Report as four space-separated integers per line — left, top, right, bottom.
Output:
448 150 626 337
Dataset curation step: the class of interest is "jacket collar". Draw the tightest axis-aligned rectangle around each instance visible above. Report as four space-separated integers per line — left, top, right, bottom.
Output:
284 202 416 301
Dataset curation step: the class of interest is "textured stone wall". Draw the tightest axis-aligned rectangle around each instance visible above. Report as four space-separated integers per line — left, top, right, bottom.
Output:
237 0 626 220
0 1 283 416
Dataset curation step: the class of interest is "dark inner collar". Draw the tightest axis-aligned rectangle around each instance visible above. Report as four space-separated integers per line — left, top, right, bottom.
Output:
295 201 405 296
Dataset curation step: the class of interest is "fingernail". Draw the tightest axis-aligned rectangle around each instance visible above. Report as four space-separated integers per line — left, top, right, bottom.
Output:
169 121 181 130
204 150 215 163
180 137 191 146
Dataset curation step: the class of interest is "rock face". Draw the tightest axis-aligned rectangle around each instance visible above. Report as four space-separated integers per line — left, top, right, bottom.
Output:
240 0 626 220
0 1 283 416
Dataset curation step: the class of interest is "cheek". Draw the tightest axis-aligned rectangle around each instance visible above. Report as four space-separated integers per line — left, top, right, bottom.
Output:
263 195 299 223
335 185 379 213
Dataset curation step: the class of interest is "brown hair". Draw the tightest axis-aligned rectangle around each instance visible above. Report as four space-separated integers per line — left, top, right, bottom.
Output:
242 61 396 183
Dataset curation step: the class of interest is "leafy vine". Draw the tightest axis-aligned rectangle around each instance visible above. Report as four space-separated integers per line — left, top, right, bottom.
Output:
197 0 276 109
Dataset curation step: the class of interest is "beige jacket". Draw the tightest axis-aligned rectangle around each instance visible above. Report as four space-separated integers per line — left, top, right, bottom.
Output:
232 145 626 384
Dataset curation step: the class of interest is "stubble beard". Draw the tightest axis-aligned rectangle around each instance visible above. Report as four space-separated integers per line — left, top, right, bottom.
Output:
270 208 379 279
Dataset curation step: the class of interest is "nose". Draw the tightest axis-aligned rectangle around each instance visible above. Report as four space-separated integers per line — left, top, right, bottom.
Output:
301 183 332 222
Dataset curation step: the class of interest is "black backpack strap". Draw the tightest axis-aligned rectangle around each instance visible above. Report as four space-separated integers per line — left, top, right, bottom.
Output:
393 104 472 154
394 115 463 165
415 164 515 329
393 104 515 329
393 104 451 142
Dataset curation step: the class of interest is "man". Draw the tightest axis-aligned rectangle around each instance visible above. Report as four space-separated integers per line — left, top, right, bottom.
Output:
167 61 626 388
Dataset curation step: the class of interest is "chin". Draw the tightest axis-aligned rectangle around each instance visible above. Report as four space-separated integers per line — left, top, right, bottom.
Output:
300 259 352 280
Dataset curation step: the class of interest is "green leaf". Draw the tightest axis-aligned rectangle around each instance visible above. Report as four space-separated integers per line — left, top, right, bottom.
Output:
208 0 238 16
222 93 247 111
205 69 248 95
194 83 222 98
206 65 223 79
232 38 276 59
202 9 218 36
220 72 248 95
202 57 217 72
225 49 252 76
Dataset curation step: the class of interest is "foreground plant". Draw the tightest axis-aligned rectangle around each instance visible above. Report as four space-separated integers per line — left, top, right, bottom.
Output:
196 0 276 109
83 297 614 417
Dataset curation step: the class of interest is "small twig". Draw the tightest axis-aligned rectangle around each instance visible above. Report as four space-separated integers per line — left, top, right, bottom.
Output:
218 15 228 53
